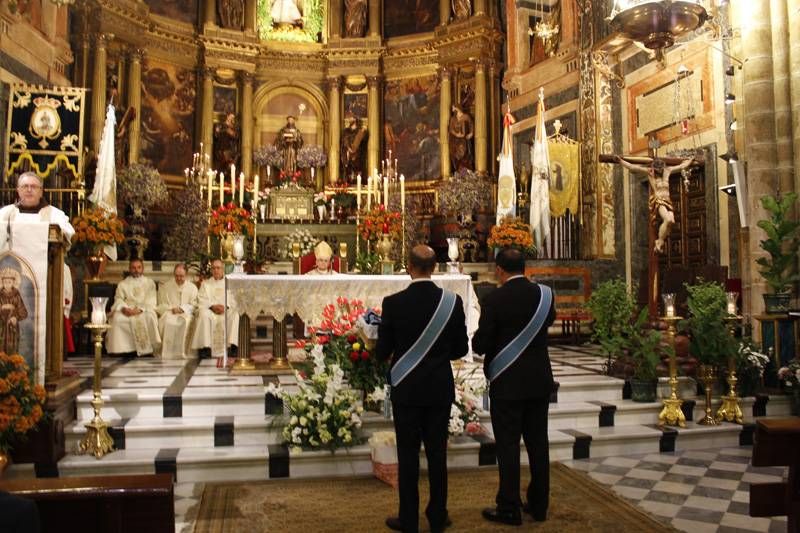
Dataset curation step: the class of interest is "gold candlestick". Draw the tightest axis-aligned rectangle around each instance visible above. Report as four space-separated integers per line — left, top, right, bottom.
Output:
698 364 719 425
79 323 114 459
716 315 743 423
658 315 686 427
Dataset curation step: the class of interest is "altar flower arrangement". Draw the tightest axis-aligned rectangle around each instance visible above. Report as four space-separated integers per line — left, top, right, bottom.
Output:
487 217 535 257
449 367 486 437
266 345 363 452
297 144 328 169
117 163 169 210
281 228 315 259
277 169 303 187
208 203 255 237
0 352 46 454
253 144 284 169
358 204 402 242
778 358 800 415
734 340 770 397
70 206 125 255
313 192 328 206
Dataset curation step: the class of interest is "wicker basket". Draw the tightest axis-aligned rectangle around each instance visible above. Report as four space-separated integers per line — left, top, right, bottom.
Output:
372 460 398 488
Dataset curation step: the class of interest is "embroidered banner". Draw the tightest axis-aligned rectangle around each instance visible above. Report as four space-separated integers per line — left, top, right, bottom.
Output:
4 84 87 182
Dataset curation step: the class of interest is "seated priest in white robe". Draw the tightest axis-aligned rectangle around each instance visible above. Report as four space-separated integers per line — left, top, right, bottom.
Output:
106 258 161 356
191 259 239 359
156 263 197 359
305 241 338 275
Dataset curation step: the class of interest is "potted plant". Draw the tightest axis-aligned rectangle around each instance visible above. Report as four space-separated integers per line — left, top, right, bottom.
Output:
117 163 169 258
627 309 668 402
756 192 800 313
0 352 47 475
585 278 636 373
162 188 208 263
486 217 536 258
70 206 126 279
684 280 738 368
777 358 800 415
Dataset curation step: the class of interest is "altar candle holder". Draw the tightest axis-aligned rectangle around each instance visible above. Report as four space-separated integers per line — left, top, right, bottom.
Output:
658 313 686 427
79 297 114 459
716 315 744 424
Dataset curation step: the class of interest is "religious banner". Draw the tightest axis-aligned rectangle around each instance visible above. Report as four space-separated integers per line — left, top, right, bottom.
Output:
0 222 49 385
4 84 87 182
547 142 581 218
496 109 516 224
529 90 551 250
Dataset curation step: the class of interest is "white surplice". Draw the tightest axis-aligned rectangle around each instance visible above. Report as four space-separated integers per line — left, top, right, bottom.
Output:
191 277 239 357
106 275 161 356
156 279 198 359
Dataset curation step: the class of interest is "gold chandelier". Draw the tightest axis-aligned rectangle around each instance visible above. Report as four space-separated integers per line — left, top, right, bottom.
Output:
610 1 709 55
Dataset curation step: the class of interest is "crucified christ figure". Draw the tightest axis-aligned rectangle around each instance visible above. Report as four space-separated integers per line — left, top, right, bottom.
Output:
614 155 694 253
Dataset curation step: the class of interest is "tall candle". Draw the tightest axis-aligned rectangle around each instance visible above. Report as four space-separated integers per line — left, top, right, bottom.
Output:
400 174 405 211
253 174 259 209
356 174 362 210
230 164 236 200
239 172 245 207
383 176 389 207
366 176 372 210
207 170 213 209
218 171 224 206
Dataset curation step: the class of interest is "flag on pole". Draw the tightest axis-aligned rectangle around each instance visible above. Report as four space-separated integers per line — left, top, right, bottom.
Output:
89 103 118 260
496 106 517 224
529 88 551 252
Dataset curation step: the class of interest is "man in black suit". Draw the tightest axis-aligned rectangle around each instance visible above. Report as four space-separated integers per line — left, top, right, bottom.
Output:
472 247 556 525
0 491 40 532
376 244 468 533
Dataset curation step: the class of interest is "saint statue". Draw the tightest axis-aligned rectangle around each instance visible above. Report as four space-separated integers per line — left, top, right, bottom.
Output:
344 0 367 37
341 117 368 181
448 105 474 171
271 0 303 26
452 0 471 21
218 0 244 29
276 115 303 174
214 112 240 170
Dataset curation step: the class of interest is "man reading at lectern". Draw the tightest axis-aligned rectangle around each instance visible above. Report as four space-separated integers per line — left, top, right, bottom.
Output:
0 172 74 251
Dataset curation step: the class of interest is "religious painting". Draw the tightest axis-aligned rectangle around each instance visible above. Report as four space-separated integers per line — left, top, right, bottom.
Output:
4 0 41 28
343 93 367 122
213 85 237 116
456 70 475 115
383 0 439 38
139 58 196 177
383 74 441 182
0 254 38 380
342 92 368 182
145 0 198 25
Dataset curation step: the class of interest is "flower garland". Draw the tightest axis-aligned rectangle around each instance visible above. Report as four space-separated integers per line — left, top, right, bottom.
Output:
266 345 363 452
0 352 46 453
487 217 535 256
71 207 125 254
358 204 402 242
208 203 255 237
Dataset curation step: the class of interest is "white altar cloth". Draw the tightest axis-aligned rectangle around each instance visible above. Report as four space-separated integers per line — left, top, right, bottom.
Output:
225 273 480 337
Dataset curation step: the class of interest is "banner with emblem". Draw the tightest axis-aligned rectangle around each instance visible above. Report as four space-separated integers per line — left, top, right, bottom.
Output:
4 84 87 182
547 140 581 218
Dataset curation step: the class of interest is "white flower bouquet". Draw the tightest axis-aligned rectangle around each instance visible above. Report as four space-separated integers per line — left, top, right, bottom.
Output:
450 366 486 437
281 228 316 259
368 430 398 488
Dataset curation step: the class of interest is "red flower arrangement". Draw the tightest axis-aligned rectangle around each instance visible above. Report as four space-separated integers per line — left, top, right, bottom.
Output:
207 203 255 237
358 204 402 242
277 169 303 187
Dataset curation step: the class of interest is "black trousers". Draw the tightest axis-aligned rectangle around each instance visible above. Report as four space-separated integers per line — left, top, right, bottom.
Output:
392 401 451 533
0 491 40 533
490 396 550 517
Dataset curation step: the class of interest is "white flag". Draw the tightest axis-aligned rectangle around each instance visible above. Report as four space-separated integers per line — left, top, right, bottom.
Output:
529 89 551 251
89 104 118 260
496 109 516 224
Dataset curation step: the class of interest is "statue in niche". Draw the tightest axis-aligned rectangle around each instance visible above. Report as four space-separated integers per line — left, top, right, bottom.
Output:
275 115 303 173
344 0 367 37
452 0 471 21
271 0 303 27
214 112 240 170
341 116 368 181
448 105 474 171
218 0 244 29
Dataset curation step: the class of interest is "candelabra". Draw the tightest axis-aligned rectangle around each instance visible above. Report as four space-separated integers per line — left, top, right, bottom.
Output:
658 314 686 427
79 298 114 459
716 315 743 424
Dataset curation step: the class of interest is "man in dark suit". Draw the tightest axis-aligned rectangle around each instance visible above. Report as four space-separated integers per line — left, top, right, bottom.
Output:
0 491 40 532
472 247 556 525
376 244 468 533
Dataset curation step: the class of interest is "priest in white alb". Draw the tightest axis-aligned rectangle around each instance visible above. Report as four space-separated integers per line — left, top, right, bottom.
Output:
156 263 197 359
191 258 239 359
106 258 161 356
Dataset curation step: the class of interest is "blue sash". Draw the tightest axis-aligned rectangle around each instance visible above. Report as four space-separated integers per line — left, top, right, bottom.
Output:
487 285 553 382
390 290 457 386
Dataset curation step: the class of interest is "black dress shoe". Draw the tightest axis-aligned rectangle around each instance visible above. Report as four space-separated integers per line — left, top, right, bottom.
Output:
481 507 522 526
430 516 452 533
522 503 547 522
385 516 403 531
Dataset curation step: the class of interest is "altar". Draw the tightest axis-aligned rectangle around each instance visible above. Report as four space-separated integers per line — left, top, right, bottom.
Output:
224 273 480 367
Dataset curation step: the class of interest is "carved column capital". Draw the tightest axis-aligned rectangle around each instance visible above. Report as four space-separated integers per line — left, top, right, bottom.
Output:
95 33 113 48
472 57 487 72
239 70 255 85
367 75 383 89
326 76 343 92
127 47 145 63
201 66 216 80
438 66 453 81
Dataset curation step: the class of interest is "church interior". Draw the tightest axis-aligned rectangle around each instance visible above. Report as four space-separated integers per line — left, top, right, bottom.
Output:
0 0 799 531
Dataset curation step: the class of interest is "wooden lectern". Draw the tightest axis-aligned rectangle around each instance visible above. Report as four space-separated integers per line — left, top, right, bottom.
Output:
750 418 800 532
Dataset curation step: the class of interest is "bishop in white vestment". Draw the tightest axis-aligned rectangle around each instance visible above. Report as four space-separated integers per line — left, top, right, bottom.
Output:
106 258 161 356
191 259 239 358
156 263 197 359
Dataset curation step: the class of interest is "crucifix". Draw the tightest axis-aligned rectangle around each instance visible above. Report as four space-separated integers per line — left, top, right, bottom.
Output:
600 136 702 318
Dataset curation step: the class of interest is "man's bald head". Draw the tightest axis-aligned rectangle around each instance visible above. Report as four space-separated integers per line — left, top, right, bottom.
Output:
408 244 436 278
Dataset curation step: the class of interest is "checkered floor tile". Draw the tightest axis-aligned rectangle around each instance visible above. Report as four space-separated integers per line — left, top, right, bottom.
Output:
563 446 789 532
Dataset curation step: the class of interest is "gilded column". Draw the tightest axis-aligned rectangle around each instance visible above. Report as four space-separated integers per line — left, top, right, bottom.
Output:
489 60 500 176
204 0 216 26
244 0 257 33
78 35 90 89
788 0 800 196
474 59 488 173
368 0 381 37
367 75 382 177
741 0 779 320
439 0 449 25
439 67 452 178
327 76 342 184
474 0 487 16
240 71 254 179
200 67 215 158
330 0 341 39
127 48 143 164
90 33 110 154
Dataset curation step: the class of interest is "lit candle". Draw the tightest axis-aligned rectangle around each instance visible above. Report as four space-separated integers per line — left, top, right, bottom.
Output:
184 168 190 184
727 302 736 315
252 174 259 209
366 176 372 210
199 142 204 158
207 170 213 209
356 173 362 210
267 165 271 178
218 170 224 206
231 164 236 200
311 167 315 180
239 172 245 207
383 176 389 207
666 304 675 318
400 174 405 211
